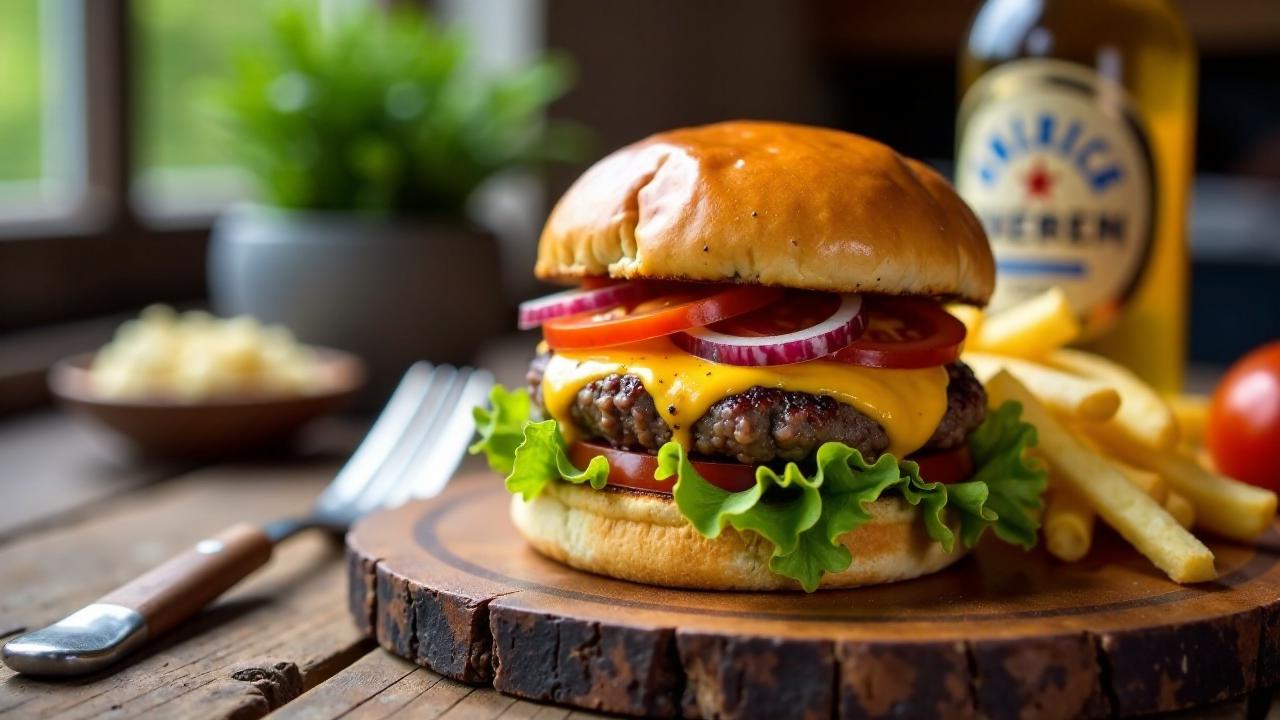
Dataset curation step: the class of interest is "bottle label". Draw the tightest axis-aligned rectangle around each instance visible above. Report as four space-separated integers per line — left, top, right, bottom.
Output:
957 59 1155 333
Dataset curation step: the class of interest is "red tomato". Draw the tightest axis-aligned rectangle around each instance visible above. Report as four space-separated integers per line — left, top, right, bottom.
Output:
828 296 966 369
578 276 617 290
568 441 757 493
909 445 975 485
1207 341 1280 492
543 286 783 350
706 291 844 337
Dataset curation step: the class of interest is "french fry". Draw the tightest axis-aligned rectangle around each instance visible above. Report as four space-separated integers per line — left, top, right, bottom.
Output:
1165 491 1196 529
947 304 984 343
964 352 1121 421
1106 454 1169 504
1197 446 1218 473
971 287 1080 358
986 371 1216 583
1088 430 1277 541
1167 393 1210 447
1044 485 1095 562
1046 348 1178 450
1065 431 1170 503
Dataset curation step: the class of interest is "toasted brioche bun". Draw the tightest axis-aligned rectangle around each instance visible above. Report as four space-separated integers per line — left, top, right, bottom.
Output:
510 481 968 591
536 120 994 305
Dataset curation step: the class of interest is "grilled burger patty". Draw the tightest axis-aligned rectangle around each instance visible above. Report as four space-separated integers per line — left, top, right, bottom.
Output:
527 353 986 464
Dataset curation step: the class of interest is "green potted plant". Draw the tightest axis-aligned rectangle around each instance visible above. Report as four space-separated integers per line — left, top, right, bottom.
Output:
208 3 582 399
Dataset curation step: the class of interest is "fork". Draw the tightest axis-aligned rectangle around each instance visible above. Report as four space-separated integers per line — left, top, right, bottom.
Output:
2 362 494 677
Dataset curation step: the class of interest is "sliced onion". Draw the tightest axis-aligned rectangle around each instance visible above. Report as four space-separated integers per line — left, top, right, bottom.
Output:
671 293 865 366
517 281 653 330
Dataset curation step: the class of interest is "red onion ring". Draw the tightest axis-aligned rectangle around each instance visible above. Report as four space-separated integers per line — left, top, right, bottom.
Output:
517 282 653 330
671 294 866 366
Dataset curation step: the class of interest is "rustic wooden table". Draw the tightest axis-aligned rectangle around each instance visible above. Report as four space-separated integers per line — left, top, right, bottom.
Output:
0 352 1273 719
0 406 608 720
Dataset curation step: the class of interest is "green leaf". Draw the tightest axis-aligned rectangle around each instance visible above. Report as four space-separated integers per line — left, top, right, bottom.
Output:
654 443 764 538
966 402 1047 549
769 447 912 591
469 385 531 474
812 445 904 544
506 420 608 501
659 440 932 592
770 514 854 593
944 480 998 549
656 445 824 557
468 385 607 500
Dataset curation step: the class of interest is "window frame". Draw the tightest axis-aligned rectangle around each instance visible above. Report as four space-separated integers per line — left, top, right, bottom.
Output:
0 0 207 334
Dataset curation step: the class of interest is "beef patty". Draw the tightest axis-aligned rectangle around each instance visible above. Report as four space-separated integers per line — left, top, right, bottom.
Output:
526 353 986 464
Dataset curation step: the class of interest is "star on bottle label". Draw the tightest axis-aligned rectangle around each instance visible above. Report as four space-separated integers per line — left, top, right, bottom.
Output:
1024 161 1056 200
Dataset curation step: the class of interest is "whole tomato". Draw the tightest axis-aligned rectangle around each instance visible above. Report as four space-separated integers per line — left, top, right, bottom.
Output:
1207 342 1280 492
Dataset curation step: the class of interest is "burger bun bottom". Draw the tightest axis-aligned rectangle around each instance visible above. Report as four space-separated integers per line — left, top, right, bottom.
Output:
510 480 968 591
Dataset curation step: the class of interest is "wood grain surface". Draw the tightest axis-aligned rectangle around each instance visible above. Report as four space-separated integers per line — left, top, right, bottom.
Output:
0 449 369 718
0 411 594 720
347 473 1280 720
0 412 188 541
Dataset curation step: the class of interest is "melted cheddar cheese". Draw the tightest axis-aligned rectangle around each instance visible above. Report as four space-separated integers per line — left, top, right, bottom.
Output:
540 337 949 457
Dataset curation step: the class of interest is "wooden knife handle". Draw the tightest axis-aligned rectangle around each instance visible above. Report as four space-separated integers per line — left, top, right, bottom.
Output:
99 523 274 636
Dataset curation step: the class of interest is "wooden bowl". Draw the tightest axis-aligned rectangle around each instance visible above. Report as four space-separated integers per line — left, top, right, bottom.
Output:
49 349 365 459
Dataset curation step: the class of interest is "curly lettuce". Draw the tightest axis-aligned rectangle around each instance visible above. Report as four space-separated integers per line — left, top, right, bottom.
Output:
469 385 530 475
471 385 1046 591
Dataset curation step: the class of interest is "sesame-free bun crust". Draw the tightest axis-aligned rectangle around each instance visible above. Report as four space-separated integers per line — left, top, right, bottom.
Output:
536 121 995 305
510 481 968 591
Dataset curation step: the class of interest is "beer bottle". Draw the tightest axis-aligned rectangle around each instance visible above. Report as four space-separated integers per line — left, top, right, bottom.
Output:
957 0 1196 393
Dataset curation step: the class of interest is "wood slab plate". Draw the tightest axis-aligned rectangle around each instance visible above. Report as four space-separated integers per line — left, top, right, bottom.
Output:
346 472 1280 719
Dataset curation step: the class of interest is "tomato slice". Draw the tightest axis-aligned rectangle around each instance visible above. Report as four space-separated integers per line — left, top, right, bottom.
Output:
707 291 843 337
909 445 974 485
578 276 617 290
543 285 784 350
828 296 966 369
568 441 757 494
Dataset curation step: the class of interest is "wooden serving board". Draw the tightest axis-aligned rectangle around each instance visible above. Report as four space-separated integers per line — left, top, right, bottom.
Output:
346 472 1280 720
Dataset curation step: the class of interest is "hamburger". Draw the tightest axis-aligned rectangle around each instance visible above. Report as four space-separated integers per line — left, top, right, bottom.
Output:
472 120 1046 592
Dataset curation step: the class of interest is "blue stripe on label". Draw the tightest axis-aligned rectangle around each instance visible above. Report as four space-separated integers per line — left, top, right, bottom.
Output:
997 259 1086 277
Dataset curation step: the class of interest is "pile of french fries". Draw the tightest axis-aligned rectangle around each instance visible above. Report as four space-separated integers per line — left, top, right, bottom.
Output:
953 287 1278 583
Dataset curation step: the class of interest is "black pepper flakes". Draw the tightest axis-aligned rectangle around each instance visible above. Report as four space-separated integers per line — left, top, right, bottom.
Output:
667 404 677 415
705 371 712 376
673 424 681 430
703 245 709 252
751 211 759 217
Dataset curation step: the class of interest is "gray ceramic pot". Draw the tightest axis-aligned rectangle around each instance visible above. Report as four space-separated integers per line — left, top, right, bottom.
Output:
209 204 503 404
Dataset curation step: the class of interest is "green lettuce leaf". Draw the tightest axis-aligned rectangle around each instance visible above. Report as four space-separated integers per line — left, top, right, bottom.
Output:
470 385 531 474
505 418 610 500
469 384 1047 591
964 401 1047 548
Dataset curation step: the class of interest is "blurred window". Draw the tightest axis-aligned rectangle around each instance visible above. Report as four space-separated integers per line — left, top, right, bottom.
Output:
0 1 42 183
0 0 354 332
0 0 85 225
130 0 266 221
